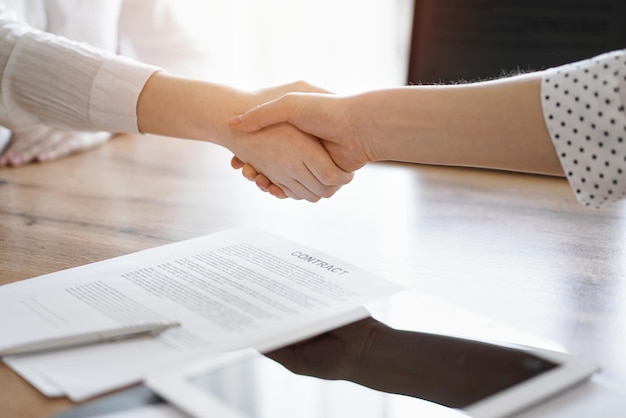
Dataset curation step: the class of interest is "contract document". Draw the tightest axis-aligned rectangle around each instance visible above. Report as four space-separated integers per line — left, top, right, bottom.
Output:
0 228 402 401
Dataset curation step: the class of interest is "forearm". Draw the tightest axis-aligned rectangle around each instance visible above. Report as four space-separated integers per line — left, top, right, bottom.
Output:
137 75 350 202
137 72 256 149
354 73 564 176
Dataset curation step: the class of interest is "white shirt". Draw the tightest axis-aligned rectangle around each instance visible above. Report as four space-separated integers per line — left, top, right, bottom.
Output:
0 0 211 135
541 49 626 209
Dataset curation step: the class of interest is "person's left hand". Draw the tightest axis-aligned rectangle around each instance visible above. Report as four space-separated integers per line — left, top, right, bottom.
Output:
0 124 111 167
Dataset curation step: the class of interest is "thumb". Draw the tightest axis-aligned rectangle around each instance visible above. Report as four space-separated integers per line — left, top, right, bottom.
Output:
228 96 293 133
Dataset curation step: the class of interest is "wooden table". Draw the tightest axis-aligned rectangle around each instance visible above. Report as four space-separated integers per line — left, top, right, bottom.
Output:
2 134 625 417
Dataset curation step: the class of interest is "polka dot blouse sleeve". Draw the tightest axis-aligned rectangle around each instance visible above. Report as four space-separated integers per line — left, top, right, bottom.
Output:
541 49 626 209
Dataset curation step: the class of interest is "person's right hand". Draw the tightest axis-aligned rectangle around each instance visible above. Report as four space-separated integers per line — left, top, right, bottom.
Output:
228 92 380 197
137 73 353 202
229 93 375 173
230 155 288 198
226 119 352 201
223 83 353 201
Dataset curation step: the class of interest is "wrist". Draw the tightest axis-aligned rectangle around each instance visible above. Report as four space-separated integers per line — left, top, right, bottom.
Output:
137 73 257 149
348 89 417 163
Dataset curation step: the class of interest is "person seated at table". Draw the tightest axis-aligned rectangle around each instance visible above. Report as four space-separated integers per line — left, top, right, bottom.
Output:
0 0 212 167
230 49 626 209
0 0 352 202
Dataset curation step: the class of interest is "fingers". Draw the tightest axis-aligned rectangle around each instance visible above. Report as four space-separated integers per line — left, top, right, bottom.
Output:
233 158 337 201
231 128 353 201
232 160 289 198
228 102 351 202
279 80 333 95
233 158 313 201
228 92 335 135
274 172 329 202
304 160 354 190
255 81 333 104
0 126 48 165
261 170 339 201
37 131 110 162
233 156 288 198
1 126 110 166
227 97 292 133
267 184 288 199
230 156 245 169
257 158 343 201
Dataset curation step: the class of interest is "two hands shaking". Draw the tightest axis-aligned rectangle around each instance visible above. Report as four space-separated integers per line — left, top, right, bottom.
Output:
227 70 561 203
227 90 378 202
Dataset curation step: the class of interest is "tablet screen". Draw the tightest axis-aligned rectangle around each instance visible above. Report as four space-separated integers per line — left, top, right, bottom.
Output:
148 315 597 418
185 338 559 418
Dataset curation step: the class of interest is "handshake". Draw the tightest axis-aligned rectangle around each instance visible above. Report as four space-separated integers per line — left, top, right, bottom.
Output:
1 71 564 205
226 70 562 203
227 83 374 202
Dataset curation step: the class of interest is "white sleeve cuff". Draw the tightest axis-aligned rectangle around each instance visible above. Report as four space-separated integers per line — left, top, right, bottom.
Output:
2 29 160 133
90 55 161 133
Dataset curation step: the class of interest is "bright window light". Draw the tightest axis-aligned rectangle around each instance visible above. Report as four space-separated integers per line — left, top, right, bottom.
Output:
173 0 414 93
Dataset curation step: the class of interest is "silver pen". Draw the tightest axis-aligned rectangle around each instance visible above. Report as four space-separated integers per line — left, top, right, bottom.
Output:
0 320 181 356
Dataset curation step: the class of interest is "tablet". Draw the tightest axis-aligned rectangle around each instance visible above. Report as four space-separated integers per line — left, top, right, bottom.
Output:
146 334 599 418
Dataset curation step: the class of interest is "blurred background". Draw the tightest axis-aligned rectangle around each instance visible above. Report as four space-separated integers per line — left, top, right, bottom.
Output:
173 0 415 94
172 0 624 93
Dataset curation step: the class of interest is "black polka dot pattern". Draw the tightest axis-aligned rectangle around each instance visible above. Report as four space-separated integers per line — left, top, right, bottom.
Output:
542 49 626 209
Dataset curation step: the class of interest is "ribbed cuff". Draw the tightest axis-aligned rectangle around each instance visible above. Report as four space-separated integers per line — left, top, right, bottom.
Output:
4 29 160 133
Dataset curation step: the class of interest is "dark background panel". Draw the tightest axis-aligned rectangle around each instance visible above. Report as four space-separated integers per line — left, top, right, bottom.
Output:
408 0 626 84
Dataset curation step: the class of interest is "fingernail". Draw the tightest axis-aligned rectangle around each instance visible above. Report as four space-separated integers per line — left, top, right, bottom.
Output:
227 115 243 125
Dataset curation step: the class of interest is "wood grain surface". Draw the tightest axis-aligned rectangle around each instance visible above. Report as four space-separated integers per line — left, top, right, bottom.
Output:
2 134 625 417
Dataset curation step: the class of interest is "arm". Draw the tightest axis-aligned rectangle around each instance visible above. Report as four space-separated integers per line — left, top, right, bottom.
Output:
0 2 123 166
228 73 562 199
136 74 351 201
2 0 199 167
345 73 562 175
0 4 350 200
230 72 562 176
231 50 626 207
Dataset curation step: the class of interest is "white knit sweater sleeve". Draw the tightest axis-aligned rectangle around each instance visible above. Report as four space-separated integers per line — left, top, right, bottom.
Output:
0 4 160 133
541 49 626 209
